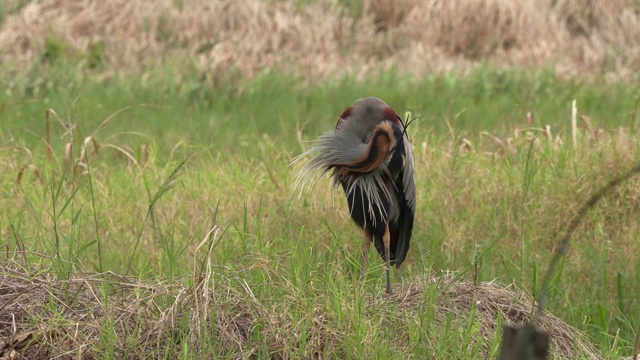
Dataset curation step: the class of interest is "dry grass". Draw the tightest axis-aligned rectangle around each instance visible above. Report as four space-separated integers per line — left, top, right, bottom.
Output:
1 0 640 81
0 255 602 359
432 276 600 359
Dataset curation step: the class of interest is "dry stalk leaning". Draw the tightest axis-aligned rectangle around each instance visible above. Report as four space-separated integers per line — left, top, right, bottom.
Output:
499 161 640 359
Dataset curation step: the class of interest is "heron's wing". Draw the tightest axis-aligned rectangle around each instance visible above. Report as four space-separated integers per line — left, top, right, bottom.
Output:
402 136 416 212
392 135 416 267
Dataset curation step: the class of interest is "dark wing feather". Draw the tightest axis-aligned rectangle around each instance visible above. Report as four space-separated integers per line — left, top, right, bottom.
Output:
392 133 416 267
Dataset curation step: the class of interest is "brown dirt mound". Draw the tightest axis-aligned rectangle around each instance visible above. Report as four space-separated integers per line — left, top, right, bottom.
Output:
1 0 640 80
0 257 601 359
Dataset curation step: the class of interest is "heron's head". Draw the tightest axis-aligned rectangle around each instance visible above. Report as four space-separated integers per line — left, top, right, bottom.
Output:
293 97 406 196
335 97 403 142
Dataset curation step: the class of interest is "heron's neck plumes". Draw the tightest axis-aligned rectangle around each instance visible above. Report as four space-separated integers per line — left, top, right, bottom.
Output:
293 121 398 225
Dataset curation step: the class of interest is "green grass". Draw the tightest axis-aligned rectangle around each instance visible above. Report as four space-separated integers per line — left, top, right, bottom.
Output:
1 63 640 358
4 65 640 153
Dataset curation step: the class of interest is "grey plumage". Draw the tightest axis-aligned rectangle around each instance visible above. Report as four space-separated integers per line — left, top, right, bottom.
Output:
294 96 416 295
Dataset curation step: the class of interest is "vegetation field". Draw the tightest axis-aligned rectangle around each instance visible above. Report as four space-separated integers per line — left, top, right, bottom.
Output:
1 0 640 359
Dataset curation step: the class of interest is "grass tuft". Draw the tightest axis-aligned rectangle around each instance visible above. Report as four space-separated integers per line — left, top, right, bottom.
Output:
127 157 189 273
0 254 602 359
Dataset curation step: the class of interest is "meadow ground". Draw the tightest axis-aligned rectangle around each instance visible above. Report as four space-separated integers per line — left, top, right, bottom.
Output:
2 0 640 359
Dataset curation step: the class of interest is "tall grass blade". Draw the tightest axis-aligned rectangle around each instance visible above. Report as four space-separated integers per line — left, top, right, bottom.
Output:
126 157 188 273
83 142 103 272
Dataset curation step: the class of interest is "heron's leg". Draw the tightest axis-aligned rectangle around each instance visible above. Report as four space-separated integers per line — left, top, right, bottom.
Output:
361 228 372 275
383 224 392 295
